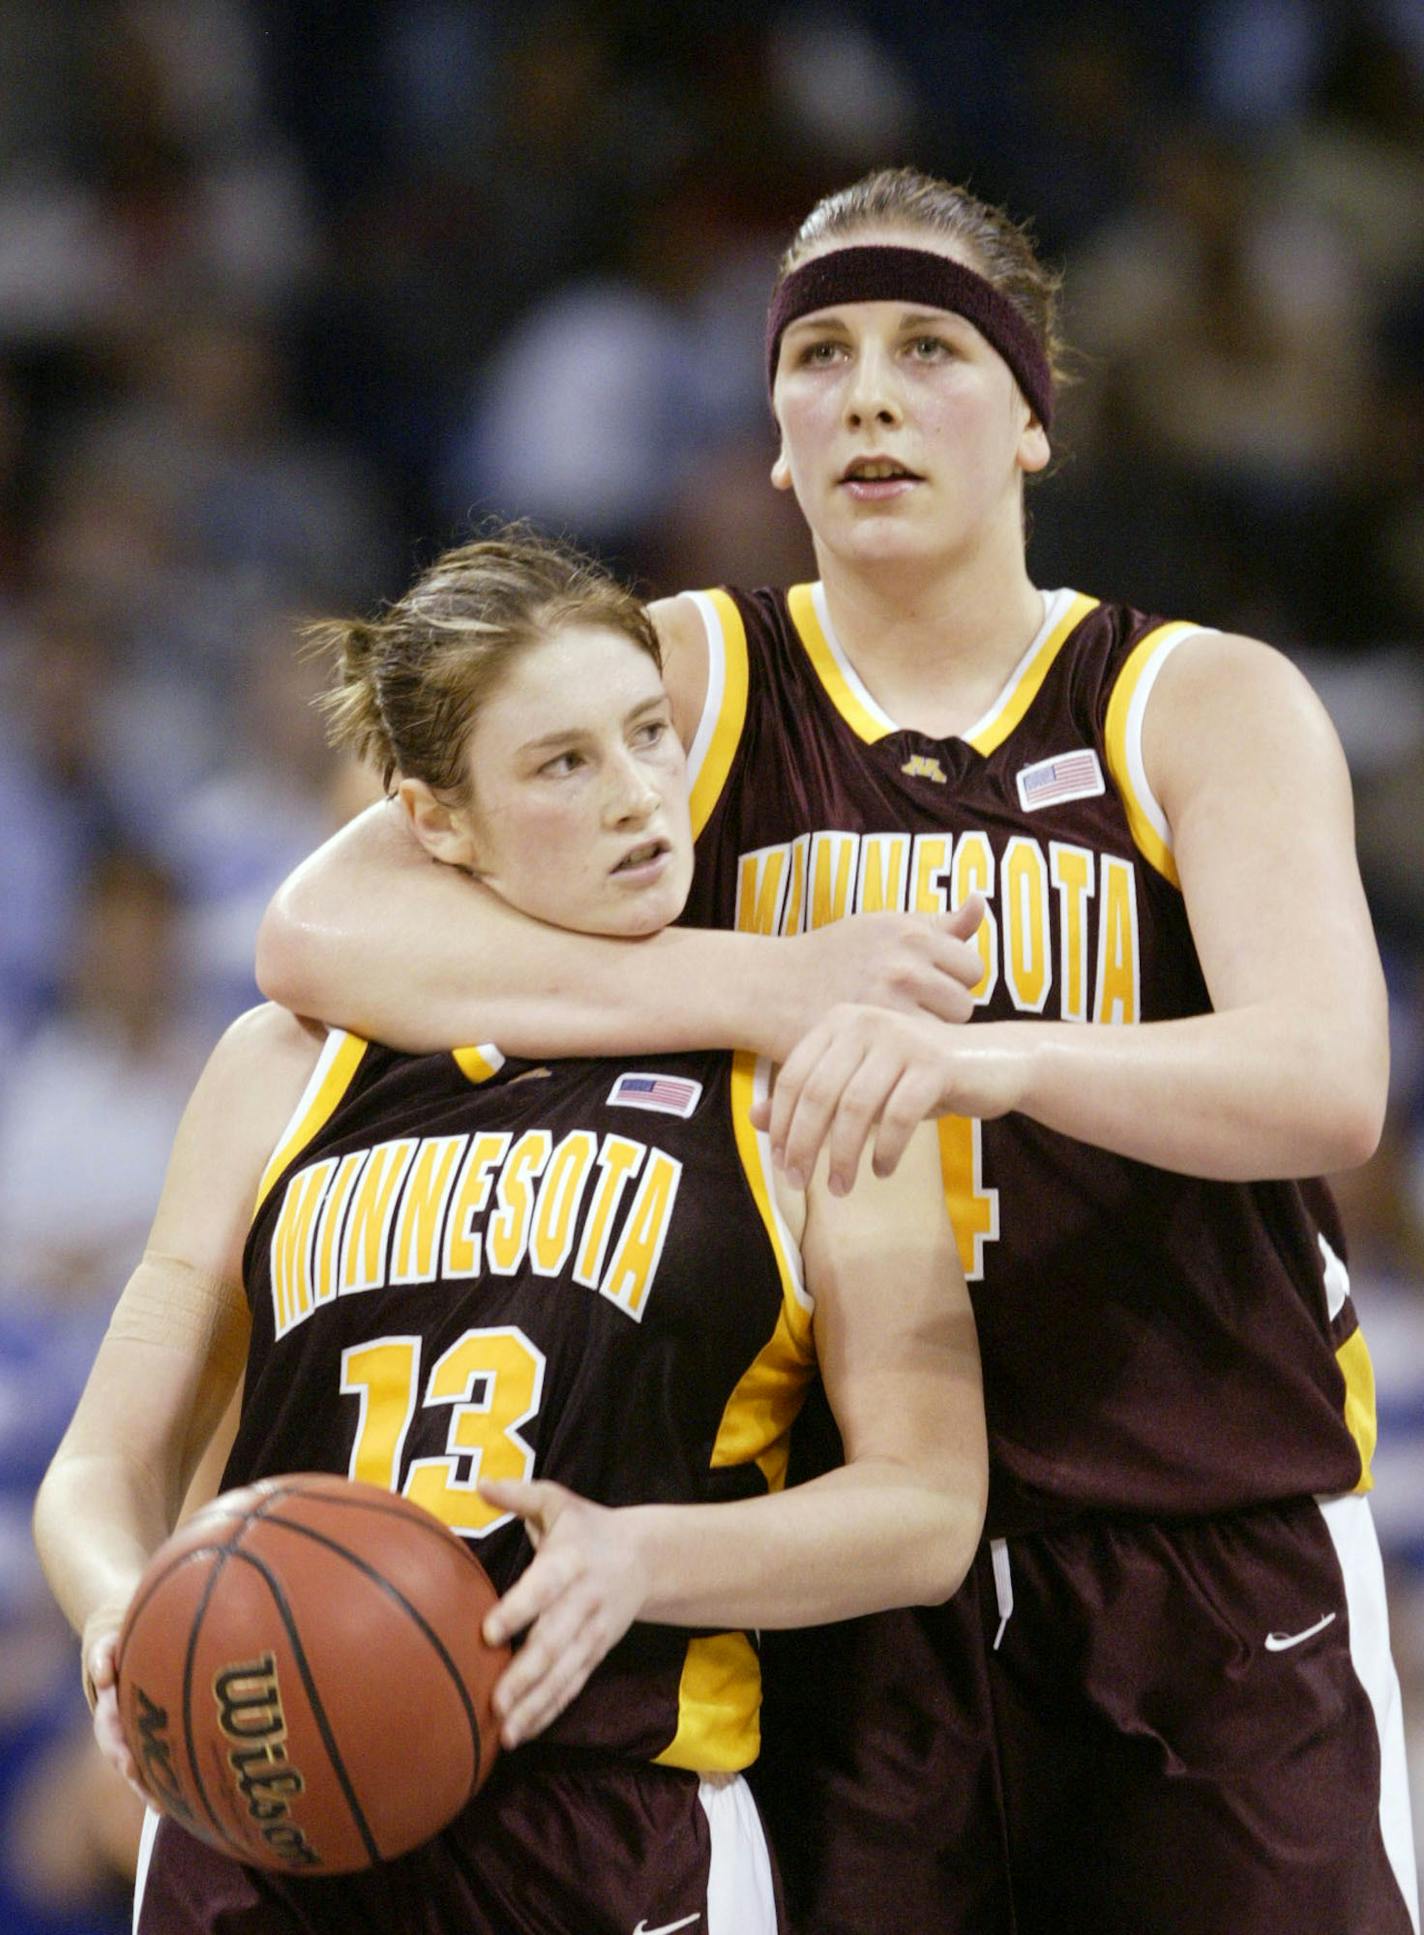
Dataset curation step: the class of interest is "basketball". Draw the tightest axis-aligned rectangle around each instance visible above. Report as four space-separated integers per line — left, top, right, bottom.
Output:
114 1473 509 1875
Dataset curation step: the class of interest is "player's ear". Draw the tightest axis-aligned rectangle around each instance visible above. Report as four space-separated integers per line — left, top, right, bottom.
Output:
396 776 482 872
770 440 793 492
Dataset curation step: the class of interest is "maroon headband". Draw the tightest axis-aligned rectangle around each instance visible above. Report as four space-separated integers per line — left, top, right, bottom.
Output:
766 244 1054 429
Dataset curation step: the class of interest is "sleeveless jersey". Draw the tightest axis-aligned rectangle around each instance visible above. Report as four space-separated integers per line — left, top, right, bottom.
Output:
233 1037 814 1772
679 582 1375 1536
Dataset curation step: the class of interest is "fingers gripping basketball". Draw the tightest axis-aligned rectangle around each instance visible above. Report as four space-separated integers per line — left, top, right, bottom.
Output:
114 1473 509 1875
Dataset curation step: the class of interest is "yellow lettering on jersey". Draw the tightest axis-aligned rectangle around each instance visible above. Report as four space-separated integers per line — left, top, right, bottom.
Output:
910 833 953 914
937 1115 1000 1282
1094 855 1140 1025
572 1135 646 1288
443 1131 510 1280
1049 843 1095 1023
406 1327 546 1538
600 1150 683 1321
1002 836 1051 1015
855 831 911 913
951 832 999 1003
530 1130 598 1278
807 831 859 929
313 1149 368 1310
782 834 809 936
341 1336 419 1489
389 1134 468 1287
734 844 789 936
270 1158 336 1338
339 1139 418 1295
486 1130 552 1276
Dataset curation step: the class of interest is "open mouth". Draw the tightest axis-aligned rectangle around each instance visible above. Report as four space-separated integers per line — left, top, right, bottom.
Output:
612 839 669 874
840 457 922 484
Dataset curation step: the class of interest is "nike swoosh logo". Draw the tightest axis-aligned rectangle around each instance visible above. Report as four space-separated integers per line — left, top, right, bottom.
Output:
633 1917 701 1935
1264 1611 1337 1652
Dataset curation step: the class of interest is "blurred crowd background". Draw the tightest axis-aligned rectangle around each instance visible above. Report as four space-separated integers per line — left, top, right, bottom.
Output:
0 0 1421 1925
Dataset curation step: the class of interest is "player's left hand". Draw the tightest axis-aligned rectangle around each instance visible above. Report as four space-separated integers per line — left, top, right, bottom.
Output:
754 1004 1026 1193
476 1478 650 1749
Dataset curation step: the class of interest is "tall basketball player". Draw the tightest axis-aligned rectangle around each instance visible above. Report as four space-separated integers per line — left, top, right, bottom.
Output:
257 171 1418 1933
33 530 986 1935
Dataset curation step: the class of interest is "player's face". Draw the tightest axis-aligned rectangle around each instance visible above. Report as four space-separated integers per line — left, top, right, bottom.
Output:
457 625 693 938
770 226 1049 574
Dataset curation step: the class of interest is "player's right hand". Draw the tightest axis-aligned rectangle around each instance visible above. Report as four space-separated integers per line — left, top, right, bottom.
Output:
85 1628 150 1806
786 893 985 1039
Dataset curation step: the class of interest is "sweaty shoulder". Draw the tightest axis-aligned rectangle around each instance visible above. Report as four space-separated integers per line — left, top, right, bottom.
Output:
650 592 711 749
1142 630 1345 811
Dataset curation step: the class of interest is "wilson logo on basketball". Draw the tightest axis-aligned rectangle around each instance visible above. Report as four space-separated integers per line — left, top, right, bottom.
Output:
214 1653 321 1868
132 1686 195 1826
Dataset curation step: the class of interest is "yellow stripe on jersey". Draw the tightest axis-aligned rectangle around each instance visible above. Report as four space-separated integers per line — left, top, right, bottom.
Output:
687 589 750 840
1336 1325 1378 1493
654 1632 762 1775
654 1051 816 1775
787 582 894 744
254 1030 368 1216
451 1043 506 1085
1103 620 1206 888
963 591 1100 757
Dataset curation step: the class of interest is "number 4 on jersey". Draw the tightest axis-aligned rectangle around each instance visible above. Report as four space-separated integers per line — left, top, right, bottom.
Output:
938 1114 999 1281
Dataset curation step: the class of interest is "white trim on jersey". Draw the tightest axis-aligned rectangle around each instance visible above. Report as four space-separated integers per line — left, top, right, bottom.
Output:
685 589 730 798
810 582 899 734
958 586 1077 747
133 1806 160 1933
747 1054 812 1315
1119 626 1213 862
1316 1491 1420 1930
698 1771 779 1934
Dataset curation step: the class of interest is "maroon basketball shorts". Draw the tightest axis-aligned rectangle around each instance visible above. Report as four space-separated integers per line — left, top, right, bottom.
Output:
133 1750 781 1934
757 1492 1418 1935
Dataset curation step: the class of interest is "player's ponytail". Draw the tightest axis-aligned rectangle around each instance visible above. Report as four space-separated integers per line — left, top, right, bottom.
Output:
308 616 400 785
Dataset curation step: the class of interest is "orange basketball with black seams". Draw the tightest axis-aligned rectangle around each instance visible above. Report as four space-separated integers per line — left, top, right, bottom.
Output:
114 1473 508 1874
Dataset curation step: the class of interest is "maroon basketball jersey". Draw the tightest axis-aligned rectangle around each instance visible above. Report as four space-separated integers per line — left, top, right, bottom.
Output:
679 583 1374 1535
237 1035 814 1771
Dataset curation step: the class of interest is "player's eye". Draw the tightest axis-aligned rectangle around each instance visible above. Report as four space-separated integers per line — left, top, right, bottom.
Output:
539 749 584 777
798 338 845 366
631 719 668 750
907 335 953 360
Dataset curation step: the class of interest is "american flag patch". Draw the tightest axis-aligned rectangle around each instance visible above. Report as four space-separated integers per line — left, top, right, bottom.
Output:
607 1072 703 1118
1015 748 1105 812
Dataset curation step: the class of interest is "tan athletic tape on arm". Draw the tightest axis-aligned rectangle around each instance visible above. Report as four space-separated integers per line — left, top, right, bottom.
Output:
105 1251 249 1378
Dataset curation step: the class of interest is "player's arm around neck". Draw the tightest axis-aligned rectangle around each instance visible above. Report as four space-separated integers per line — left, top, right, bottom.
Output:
33 1007 322 1728
767 634 1389 1189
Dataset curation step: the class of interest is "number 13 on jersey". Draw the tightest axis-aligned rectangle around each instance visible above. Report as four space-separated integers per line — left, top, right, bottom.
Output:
340 1327 547 1537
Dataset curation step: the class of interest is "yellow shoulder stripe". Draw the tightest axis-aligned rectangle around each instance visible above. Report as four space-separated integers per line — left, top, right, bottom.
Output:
1103 620 1207 888
254 1030 368 1215
686 589 750 841
964 591 1100 756
452 1044 506 1085
787 582 893 744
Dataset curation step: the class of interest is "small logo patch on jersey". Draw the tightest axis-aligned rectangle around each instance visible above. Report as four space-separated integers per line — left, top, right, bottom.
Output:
1016 748 1105 811
608 1072 703 1118
901 752 947 784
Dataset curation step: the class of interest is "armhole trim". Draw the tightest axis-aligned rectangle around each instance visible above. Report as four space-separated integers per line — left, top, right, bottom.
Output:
452 1043 506 1086
1103 622 1214 887
685 589 749 840
254 1029 369 1215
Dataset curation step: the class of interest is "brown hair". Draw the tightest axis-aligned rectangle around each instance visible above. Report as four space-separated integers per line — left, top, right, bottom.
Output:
312 526 661 797
778 167 1068 390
